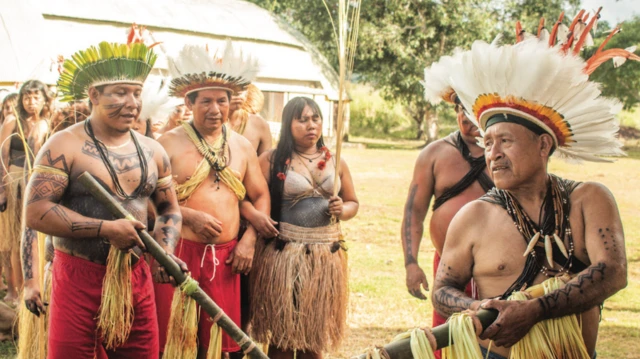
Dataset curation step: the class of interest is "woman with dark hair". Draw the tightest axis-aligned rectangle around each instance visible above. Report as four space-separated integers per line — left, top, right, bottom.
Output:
0 93 18 292
0 80 51 303
249 96 358 359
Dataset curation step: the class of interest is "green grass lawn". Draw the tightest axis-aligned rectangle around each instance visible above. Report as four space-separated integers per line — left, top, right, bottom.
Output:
1 147 638 358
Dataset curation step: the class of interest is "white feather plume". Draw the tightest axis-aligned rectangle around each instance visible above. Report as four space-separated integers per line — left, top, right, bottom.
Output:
168 39 259 97
422 50 463 104
139 77 181 123
449 39 624 162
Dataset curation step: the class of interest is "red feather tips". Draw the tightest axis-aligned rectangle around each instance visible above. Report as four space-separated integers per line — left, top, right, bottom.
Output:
549 12 565 47
515 22 524 43
126 23 149 46
277 172 286 181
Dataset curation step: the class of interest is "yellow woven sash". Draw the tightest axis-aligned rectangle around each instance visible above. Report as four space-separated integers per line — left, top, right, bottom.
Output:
179 122 245 201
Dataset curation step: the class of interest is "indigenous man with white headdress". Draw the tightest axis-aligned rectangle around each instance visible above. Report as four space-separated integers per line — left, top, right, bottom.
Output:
433 10 635 359
154 41 270 358
22 41 185 358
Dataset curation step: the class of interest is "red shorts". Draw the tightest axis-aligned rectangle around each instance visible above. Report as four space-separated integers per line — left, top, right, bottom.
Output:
155 238 241 353
48 250 159 359
432 252 475 359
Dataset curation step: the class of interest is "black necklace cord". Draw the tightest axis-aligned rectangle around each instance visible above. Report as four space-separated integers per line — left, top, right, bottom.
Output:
84 119 149 200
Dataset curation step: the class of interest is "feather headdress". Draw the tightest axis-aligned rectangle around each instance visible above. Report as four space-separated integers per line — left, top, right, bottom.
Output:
57 42 157 102
139 77 181 122
168 40 259 98
448 9 639 162
450 39 625 162
422 50 464 105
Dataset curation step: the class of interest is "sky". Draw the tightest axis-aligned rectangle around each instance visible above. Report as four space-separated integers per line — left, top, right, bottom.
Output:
581 0 640 25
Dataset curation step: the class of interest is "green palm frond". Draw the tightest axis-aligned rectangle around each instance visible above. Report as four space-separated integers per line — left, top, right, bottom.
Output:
58 42 157 102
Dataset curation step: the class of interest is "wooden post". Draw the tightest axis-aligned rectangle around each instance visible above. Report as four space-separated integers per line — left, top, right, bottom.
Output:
78 172 268 359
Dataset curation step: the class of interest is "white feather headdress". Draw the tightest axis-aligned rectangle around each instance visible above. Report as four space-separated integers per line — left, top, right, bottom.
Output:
168 40 259 98
422 50 465 105
447 8 639 162
450 39 625 162
139 77 181 123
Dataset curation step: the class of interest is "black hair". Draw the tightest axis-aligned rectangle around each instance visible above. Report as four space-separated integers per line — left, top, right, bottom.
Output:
16 80 52 123
186 91 199 105
268 97 325 224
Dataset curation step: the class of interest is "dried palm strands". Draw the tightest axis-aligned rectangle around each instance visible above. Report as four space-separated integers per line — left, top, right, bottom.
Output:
442 312 484 359
96 247 133 349
164 276 199 359
206 320 223 359
508 276 590 359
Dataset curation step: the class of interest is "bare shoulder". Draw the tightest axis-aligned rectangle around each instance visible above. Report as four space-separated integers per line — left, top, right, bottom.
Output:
47 122 86 147
570 181 618 213
229 129 254 154
571 181 614 201
157 125 187 152
452 199 496 229
0 115 17 132
416 135 455 162
248 113 269 129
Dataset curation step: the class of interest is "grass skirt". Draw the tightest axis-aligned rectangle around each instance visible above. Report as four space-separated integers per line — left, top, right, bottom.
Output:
1 165 25 252
249 222 348 353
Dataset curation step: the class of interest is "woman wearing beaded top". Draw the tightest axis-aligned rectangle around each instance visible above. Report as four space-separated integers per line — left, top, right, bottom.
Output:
249 96 359 359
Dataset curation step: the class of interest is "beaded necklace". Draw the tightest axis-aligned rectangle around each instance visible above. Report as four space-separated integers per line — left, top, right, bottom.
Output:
498 175 575 298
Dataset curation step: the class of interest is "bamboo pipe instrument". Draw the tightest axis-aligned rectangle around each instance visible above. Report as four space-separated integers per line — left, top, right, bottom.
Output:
352 274 570 359
78 171 268 359
352 308 498 359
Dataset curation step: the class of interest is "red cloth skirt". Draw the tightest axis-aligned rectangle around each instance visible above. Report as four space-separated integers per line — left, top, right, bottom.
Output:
154 238 241 353
48 250 159 359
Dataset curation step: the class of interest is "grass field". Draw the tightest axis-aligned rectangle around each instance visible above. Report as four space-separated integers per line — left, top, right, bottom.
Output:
1 147 638 358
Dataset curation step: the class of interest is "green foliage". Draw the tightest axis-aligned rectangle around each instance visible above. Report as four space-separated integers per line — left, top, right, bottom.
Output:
349 84 413 139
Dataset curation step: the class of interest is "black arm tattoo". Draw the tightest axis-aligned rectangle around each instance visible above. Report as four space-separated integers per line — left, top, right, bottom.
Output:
537 262 607 320
22 227 37 280
159 213 182 225
433 261 474 317
27 172 68 205
159 226 180 247
42 150 70 172
41 204 103 237
403 184 418 266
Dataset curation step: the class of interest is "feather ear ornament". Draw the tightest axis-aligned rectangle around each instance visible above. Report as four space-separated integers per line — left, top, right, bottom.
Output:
168 40 259 98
